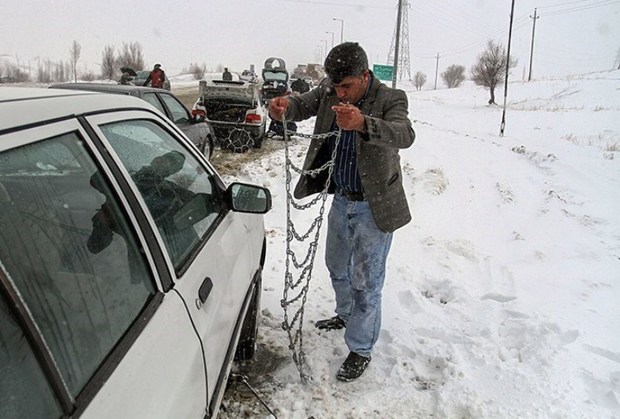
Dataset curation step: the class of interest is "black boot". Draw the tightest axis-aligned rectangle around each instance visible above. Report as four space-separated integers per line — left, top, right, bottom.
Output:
336 352 371 382
315 315 346 331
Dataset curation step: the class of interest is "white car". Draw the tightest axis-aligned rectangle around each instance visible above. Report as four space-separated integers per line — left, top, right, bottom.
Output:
0 87 271 418
193 80 267 152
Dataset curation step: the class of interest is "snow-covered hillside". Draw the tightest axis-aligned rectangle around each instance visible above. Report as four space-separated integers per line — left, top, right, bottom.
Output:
220 71 620 418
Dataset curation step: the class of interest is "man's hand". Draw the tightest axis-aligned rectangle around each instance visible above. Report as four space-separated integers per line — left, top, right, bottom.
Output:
268 97 289 121
332 103 366 132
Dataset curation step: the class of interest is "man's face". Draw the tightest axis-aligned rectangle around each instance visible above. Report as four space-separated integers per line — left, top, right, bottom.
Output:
331 70 369 104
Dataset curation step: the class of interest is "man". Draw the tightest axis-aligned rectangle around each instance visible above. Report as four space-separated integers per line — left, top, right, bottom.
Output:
144 63 166 89
291 77 310 94
268 42 415 381
222 67 233 81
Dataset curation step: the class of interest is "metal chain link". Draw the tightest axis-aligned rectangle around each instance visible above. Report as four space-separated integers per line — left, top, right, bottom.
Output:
223 128 255 153
280 117 340 383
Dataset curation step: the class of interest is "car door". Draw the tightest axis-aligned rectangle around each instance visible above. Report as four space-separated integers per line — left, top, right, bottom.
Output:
0 117 208 418
143 91 210 156
87 111 262 413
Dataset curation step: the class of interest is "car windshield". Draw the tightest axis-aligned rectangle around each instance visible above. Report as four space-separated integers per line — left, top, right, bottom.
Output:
263 71 287 82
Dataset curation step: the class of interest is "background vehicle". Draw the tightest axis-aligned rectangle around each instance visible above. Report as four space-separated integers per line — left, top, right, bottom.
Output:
239 70 258 83
50 83 215 160
133 70 171 90
260 57 291 104
192 80 266 153
0 87 270 419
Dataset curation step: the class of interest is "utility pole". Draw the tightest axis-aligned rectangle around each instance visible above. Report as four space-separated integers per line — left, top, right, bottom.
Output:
326 31 335 49
333 18 344 44
391 0 404 88
528 8 539 81
434 53 440 90
500 0 516 137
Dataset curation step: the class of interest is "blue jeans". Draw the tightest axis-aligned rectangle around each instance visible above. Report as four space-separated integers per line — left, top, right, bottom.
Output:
325 194 393 357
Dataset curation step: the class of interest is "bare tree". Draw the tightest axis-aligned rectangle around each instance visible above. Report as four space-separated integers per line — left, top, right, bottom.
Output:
470 40 518 105
36 60 51 83
69 40 81 83
441 64 466 88
0 61 30 83
413 71 427 91
101 45 116 80
117 42 145 71
82 68 96 82
189 62 206 80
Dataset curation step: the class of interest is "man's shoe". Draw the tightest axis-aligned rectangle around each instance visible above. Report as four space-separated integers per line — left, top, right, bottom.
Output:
315 315 346 330
336 352 371 382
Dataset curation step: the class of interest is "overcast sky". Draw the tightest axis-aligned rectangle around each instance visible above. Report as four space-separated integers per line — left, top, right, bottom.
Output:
2 0 619 81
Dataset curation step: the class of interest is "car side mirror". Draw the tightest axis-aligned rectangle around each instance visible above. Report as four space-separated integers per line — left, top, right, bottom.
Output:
226 182 271 214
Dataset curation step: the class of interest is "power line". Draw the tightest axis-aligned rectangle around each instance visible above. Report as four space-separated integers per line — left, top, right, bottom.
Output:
279 0 391 9
537 0 617 10
541 0 620 16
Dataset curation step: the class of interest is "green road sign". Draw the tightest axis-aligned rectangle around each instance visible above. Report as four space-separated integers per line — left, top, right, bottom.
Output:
373 64 394 81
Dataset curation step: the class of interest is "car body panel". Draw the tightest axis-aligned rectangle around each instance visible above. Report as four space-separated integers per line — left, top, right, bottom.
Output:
0 88 270 418
80 293 207 418
49 83 215 159
239 70 258 83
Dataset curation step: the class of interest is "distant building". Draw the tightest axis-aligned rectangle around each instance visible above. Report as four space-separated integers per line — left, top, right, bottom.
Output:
293 63 325 84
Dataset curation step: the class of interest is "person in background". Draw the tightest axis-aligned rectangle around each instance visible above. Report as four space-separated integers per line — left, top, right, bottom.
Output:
268 42 415 382
144 63 166 89
222 67 233 81
119 72 132 85
291 77 310 94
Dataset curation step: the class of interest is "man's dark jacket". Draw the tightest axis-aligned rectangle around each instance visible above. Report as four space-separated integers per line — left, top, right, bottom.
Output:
284 73 415 233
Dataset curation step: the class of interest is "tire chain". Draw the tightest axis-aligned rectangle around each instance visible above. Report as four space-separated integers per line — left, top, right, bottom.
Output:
281 117 341 383
224 128 254 153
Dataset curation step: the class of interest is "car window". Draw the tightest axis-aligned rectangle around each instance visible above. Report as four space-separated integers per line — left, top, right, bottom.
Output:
0 131 157 398
99 120 222 267
263 71 288 82
0 294 62 418
159 93 190 124
142 92 166 115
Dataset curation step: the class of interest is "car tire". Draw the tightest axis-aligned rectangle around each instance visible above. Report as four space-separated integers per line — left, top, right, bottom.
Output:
253 133 264 149
235 272 262 361
224 129 253 153
204 135 215 160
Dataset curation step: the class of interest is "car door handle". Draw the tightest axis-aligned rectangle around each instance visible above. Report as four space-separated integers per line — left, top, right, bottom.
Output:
196 277 213 309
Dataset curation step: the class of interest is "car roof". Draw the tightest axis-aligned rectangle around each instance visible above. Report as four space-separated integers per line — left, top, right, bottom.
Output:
0 87 158 132
50 83 167 96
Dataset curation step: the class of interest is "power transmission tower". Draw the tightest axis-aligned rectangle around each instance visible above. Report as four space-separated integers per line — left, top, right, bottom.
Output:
387 0 412 82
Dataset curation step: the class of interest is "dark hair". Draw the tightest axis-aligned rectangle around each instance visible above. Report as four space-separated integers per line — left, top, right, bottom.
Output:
324 42 368 84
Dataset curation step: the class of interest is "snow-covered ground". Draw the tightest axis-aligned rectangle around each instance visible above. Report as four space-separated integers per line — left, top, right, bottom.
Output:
219 71 620 418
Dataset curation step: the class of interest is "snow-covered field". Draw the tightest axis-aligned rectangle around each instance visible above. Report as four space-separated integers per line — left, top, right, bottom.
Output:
219 71 620 418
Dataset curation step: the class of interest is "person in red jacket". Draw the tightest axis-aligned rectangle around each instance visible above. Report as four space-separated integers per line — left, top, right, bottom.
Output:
144 63 166 89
